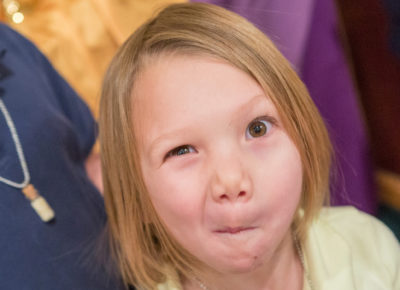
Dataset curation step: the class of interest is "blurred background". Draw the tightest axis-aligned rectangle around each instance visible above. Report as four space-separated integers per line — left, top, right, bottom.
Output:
1 0 399 239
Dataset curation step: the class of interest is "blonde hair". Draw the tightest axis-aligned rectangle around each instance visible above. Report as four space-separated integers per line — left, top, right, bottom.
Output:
99 2 332 289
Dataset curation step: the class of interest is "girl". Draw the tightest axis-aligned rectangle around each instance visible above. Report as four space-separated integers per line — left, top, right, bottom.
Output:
99 3 399 290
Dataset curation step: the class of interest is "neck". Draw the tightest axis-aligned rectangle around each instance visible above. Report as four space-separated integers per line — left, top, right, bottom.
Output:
184 231 304 290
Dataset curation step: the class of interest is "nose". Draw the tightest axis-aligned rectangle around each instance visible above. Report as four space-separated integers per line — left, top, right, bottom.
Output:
209 153 253 203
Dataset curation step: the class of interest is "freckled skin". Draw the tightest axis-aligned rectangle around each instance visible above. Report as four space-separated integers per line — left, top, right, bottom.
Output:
133 55 303 287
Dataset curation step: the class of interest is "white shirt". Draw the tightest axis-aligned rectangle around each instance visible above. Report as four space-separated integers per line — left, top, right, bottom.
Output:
304 206 399 290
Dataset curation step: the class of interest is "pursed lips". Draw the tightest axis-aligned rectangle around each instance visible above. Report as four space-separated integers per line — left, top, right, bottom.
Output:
214 226 256 234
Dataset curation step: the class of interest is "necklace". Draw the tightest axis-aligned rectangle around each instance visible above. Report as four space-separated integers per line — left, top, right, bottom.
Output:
0 97 55 222
293 234 314 290
195 234 314 290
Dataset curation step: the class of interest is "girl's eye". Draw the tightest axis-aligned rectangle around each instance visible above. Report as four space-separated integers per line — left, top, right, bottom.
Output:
246 118 272 139
166 145 196 159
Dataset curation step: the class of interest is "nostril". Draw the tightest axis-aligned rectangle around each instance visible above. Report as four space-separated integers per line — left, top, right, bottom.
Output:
238 191 246 197
218 191 248 201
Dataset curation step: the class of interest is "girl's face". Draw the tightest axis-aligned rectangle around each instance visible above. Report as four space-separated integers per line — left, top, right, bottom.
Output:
133 55 303 274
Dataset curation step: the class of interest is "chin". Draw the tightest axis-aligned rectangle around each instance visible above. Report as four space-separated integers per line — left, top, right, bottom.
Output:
218 255 263 274
210 246 266 274
217 235 269 270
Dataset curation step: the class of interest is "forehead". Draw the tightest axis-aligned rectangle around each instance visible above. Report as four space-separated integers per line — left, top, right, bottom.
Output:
134 54 262 101
133 55 269 115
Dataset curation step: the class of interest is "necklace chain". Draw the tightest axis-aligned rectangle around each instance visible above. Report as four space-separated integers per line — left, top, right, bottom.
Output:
293 234 314 290
0 97 55 222
195 234 314 290
0 98 30 188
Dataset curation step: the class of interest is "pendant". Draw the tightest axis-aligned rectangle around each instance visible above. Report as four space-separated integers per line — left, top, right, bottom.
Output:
22 184 55 222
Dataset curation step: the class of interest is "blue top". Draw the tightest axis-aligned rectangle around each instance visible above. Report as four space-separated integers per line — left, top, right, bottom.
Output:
0 24 123 290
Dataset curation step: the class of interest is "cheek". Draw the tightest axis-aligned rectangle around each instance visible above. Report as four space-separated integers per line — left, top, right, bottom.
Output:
142 165 204 230
253 137 303 213
274 153 303 201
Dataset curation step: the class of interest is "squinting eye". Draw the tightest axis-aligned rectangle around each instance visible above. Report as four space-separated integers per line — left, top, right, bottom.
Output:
246 119 272 138
166 145 196 159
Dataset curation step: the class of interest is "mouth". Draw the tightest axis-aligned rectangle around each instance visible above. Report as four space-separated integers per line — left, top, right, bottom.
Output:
214 226 256 234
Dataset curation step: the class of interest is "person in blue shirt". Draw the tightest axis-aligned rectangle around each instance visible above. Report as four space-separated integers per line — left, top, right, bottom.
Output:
0 23 123 290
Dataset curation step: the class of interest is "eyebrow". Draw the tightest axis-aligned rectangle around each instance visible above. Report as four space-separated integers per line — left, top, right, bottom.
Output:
230 94 273 125
146 127 191 164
